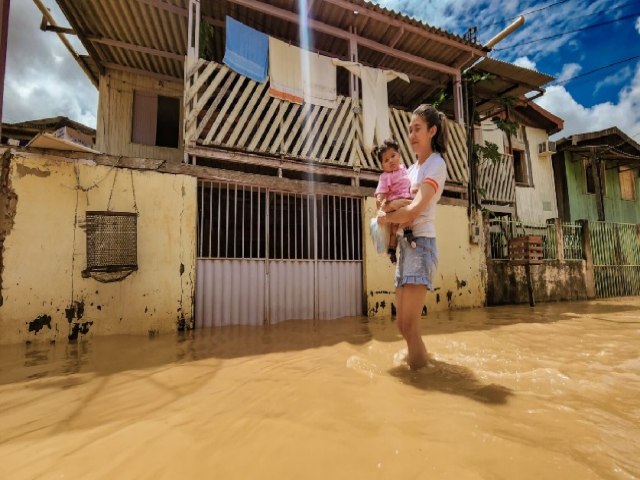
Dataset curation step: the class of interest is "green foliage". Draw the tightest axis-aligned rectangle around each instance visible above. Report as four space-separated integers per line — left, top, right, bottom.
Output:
491 116 519 137
432 90 448 109
473 141 502 166
199 22 215 60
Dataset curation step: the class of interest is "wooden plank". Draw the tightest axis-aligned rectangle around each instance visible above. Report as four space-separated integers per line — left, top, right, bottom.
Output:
330 107 355 163
319 98 351 161
202 74 246 145
195 71 235 141
250 99 282 151
213 78 259 145
300 104 331 158
227 81 269 147
291 104 322 157
390 108 413 167
186 63 230 130
185 60 219 105
308 97 344 159
267 101 299 154
338 109 358 166
282 103 313 153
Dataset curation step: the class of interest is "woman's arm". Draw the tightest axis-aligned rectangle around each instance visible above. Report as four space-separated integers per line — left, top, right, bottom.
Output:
377 182 436 224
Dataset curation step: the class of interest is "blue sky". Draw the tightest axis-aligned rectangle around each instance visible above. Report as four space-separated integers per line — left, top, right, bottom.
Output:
3 0 640 141
375 0 640 139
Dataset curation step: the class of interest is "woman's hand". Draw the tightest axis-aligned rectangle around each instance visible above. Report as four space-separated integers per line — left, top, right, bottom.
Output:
376 209 388 224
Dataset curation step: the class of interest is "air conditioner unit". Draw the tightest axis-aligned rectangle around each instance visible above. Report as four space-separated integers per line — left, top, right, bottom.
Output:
538 141 557 155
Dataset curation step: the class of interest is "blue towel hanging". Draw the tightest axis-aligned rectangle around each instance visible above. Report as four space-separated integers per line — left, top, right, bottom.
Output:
223 16 269 83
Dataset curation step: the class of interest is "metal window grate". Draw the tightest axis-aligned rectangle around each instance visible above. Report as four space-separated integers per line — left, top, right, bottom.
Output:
85 212 138 272
197 181 362 261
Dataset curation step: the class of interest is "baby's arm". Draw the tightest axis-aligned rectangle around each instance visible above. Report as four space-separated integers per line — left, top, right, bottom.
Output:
381 198 411 213
376 193 388 210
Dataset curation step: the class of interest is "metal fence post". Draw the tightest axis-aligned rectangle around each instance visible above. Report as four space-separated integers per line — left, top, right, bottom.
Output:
577 219 596 299
554 218 564 261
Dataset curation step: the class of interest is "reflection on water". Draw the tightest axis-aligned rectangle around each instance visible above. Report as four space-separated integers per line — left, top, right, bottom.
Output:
0 298 639 479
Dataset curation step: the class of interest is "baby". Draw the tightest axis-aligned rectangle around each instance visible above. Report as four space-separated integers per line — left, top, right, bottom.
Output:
373 139 416 264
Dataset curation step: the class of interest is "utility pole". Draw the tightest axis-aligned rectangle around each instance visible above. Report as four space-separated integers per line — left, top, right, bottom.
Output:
0 0 10 139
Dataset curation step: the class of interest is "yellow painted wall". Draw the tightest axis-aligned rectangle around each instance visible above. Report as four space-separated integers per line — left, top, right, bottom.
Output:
363 197 486 318
96 69 184 163
0 153 196 345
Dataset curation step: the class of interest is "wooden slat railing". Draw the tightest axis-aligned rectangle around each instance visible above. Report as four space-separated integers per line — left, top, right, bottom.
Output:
478 153 516 204
184 59 469 186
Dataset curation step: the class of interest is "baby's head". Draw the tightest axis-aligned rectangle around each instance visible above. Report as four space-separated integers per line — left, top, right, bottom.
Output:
373 139 401 173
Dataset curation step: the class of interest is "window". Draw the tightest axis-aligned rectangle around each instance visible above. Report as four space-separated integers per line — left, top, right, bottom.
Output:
85 212 138 273
513 149 529 185
620 168 636 201
132 91 180 148
585 163 596 194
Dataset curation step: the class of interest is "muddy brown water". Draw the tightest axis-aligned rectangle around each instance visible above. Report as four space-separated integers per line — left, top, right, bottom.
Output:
1 299 639 479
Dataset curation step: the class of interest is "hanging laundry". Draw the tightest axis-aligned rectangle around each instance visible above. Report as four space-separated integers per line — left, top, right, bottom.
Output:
269 37 303 104
223 16 269 83
333 60 409 150
269 37 337 108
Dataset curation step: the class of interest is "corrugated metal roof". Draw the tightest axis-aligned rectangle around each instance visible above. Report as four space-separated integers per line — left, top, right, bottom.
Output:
474 58 554 89
54 0 484 108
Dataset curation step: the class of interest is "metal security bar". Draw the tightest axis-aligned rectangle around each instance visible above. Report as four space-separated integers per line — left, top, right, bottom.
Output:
197 181 362 261
488 218 557 260
562 223 584 260
591 221 640 298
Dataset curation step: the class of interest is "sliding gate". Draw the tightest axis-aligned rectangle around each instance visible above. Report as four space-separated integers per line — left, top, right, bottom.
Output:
195 181 363 327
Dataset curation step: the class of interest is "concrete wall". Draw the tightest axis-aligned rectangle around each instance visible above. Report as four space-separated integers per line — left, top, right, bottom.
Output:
486 260 590 305
363 197 486 317
515 126 558 223
0 152 196 345
95 69 184 163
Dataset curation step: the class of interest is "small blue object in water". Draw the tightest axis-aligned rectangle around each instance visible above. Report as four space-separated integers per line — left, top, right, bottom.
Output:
370 218 389 254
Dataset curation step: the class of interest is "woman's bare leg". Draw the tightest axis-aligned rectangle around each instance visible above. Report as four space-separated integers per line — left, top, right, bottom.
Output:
398 284 428 369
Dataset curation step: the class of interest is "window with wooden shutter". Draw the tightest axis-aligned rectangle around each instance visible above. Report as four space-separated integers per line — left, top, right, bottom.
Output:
131 91 179 148
619 168 636 201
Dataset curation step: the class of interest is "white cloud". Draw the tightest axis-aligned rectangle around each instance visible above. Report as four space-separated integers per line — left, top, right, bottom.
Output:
594 66 633 93
513 56 537 70
4 0 97 127
556 63 582 83
536 62 640 140
635 16 640 34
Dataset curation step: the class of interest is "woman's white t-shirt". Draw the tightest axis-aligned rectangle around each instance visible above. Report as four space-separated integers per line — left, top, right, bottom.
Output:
406 152 448 238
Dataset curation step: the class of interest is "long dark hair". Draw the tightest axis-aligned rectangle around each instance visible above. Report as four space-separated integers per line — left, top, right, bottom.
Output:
371 138 400 164
412 104 448 155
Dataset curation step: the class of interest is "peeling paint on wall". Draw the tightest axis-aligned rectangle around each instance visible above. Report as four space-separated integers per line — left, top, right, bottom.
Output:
28 315 51 334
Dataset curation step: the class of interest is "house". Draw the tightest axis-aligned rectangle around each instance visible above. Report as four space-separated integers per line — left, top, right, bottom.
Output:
468 58 564 225
553 127 640 224
1 116 96 149
1 0 502 343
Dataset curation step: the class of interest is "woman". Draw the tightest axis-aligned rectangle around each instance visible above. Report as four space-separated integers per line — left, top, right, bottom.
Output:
376 104 448 369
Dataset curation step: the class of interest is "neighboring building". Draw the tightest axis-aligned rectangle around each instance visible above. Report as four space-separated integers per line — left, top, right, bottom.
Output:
1 116 95 149
0 0 495 344
553 127 640 224
469 58 564 225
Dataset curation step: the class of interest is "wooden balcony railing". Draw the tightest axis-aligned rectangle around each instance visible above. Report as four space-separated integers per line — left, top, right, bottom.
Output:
184 59 469 187
478 153 516 204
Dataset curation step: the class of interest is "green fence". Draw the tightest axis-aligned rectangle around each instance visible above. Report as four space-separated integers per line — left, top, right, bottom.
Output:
590 222 640 298
488 219 558 260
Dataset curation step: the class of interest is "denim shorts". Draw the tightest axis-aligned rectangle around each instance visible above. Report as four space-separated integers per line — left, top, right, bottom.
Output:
395 236 438 289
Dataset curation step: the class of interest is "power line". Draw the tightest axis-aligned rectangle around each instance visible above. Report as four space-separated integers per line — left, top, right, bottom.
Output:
477 0 639 31
555 55 640 85
494 11 640 50
474 0 573 30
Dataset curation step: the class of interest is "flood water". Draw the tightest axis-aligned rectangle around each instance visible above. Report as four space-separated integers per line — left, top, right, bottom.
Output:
1 298 639 479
